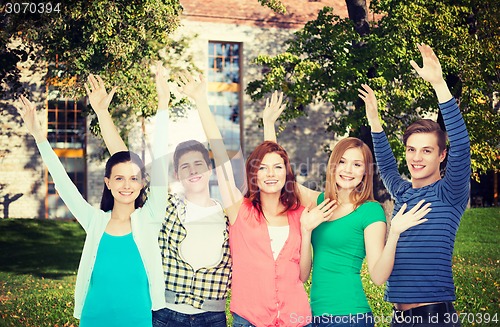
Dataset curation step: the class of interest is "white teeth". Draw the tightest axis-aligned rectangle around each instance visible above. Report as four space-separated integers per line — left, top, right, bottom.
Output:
412 165 425 169
264 180 278 184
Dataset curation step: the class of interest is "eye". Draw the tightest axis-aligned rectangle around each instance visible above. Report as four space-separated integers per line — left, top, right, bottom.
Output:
407 148 415 152
339 159 345 164
424 149 432 154
132 176 138 181
258 166 266 171
276 165 284 169
354 163 362 167
116 177 123 181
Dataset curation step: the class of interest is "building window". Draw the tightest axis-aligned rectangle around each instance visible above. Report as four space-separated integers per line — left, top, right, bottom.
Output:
207 42 242 152
45 62 87 219
207 42 244 198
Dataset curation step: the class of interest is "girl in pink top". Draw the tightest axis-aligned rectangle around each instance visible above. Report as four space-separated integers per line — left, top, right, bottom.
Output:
175 74 336 327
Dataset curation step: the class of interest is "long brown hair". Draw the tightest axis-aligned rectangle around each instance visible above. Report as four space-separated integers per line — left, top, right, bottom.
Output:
324 137 374 208
245 141 301 220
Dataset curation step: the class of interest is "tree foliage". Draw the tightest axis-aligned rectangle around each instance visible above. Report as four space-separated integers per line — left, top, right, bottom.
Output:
1 0 196 142
247 0 500 178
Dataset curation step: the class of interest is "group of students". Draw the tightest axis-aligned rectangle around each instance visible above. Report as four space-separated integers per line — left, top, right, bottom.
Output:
17 43 470 327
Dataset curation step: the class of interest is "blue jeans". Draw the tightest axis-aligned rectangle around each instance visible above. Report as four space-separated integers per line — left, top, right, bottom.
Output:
314 312 375 327
152 308 227 327
232 312 313 327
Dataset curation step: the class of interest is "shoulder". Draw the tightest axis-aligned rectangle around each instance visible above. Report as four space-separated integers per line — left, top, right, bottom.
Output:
357 201 386 222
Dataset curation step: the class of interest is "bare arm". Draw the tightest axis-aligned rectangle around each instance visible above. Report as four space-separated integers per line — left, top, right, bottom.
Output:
298 199 337 282
262 92 321 206
410 43 452 103
177 72 243 224
85 74 127 154
262 91 286 142
365 200 431 285
358 84 383 133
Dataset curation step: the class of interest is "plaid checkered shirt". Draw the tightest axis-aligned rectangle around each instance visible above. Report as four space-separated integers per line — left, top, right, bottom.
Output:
158 193 232 310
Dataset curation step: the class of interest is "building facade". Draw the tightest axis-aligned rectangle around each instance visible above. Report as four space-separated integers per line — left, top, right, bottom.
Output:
0 0 377 218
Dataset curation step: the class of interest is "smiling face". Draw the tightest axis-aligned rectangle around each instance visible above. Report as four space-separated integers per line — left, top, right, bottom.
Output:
405 132 447 188
256 152 287 194
175 150 211 195
104 161 143 207
335 147 366 191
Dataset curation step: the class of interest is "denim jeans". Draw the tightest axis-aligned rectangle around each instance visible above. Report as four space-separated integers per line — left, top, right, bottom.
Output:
232 312 313 327
391 302 461 327
313 312 375 327
152 307 227 327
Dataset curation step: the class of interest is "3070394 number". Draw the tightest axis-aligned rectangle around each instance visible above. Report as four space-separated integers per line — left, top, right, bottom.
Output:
4 2 61 14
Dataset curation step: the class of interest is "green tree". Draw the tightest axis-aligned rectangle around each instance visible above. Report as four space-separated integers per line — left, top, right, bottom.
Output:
247 0 500 178
1 0 196 145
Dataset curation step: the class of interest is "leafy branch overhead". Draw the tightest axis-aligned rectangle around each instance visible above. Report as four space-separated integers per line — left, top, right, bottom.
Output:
247 0 500 178
1 0 198 150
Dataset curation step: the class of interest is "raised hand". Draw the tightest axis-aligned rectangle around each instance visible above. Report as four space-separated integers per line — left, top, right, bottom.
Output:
410 43 444 86
19 95 46 143
358 84 382 132
300 198 338 232
390 200 431 236
84 74 117 115
262 91 286 125
155 61 170 109
175 71 206 102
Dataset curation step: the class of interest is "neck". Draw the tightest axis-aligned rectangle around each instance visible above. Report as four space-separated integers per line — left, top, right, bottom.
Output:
185 190 213 207
336 188 353 205
111 202 135 220
260 192 284 216
411 174 441 188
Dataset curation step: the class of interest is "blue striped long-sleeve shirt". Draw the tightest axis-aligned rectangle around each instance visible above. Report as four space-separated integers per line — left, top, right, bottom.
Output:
372 97 470 303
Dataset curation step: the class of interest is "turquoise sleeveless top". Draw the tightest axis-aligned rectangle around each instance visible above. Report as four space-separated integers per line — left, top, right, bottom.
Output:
80 232 152 327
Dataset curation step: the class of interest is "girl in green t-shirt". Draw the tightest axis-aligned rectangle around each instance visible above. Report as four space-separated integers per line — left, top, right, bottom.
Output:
263 93 431 327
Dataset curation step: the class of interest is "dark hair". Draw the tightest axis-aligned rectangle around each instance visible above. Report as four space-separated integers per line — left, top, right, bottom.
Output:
245 141 300 220
403 119 447 153
173 140 211 173
100 151 147 211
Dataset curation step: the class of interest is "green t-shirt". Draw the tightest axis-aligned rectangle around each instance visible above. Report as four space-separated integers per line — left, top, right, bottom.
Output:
310 193 386 316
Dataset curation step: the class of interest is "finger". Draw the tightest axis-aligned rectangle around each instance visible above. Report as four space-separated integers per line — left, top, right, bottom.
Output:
407 218 428 229
198 73 204 82
96 75 105 88
412 207 432 220
89 74 99 90
408 199 426 214
265 98 269 109
108 86 118 100
84 83 91 96
277 91 283 106
395 203 408 217
410 60 422 73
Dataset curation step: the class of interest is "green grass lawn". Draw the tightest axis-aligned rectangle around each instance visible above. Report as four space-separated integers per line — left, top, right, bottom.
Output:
1 208 499 326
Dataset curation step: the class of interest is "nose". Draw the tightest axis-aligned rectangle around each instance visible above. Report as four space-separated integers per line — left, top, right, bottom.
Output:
413 151 423 161
124 179 131 189
189 165 198 175
344 162 352 173
267 167 275 177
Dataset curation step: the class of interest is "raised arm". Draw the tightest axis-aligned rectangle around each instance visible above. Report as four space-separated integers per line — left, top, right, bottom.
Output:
411 43 470 204
85 74 127 154
365 200 431 285
410 43 452 103
18 96 95 230
262 92 320 207
176 72 243 224
262 91 286 142
359 84 407 197
142 62 171 222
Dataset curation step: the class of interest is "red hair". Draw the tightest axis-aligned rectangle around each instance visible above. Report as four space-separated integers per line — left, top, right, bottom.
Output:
245 141 301 220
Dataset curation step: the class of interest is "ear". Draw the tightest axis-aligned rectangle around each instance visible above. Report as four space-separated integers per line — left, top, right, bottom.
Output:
439 148 447 163
104 177 110 190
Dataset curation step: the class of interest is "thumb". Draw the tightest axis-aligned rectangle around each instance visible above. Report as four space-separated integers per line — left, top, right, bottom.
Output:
410 60 421 73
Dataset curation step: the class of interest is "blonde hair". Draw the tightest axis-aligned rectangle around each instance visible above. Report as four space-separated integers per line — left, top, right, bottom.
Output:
324 137 374 208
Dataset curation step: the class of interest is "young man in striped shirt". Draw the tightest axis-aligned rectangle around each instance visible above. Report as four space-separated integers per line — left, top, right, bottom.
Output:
359 43 470 326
